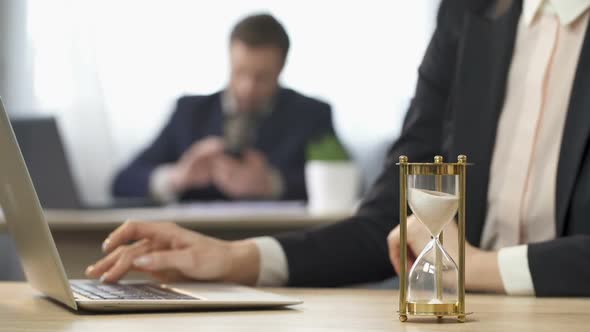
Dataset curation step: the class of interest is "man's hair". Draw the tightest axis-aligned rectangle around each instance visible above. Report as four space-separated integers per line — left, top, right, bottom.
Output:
230 13 290 62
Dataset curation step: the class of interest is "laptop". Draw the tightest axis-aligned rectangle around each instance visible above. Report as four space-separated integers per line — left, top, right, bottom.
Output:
0 97 301 312
10 116 158 209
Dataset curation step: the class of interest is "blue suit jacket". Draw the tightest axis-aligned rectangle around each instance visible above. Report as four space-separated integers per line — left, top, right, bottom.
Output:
112 87 334 201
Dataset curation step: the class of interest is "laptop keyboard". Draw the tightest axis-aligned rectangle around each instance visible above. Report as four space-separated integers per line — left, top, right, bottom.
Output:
71 282 198 300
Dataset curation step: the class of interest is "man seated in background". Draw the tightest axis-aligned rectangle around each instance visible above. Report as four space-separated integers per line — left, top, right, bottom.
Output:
113 13 333 203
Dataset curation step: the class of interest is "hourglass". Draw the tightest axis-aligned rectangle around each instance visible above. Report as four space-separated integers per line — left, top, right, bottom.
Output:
397 155 469 322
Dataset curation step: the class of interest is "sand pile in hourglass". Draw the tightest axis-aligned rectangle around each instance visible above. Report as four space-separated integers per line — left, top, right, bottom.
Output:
408 188 459 305
408 188 458 236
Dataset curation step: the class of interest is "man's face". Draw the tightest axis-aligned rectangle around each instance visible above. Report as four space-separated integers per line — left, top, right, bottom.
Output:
228 41 284 112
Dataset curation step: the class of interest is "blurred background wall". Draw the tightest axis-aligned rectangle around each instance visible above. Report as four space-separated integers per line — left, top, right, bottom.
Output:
10 0 439 204
0 0 440 279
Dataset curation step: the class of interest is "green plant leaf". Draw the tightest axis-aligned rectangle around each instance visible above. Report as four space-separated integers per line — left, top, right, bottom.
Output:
306 134 350 161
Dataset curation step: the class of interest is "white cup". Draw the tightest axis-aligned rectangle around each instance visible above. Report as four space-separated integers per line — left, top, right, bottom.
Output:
305 160 360 215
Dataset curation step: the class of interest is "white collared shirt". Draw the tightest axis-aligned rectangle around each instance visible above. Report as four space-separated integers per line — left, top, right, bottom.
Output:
523 0 590 25
482 0 590 295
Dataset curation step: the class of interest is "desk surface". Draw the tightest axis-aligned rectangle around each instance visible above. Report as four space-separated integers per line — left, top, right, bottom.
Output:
0 202 349 232
2 283 589 332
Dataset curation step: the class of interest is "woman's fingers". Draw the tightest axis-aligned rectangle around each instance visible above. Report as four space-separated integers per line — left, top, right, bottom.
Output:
387 226 402 275
132 250 190 273
86 239 152 283
102 220 178 254
388 217 422 276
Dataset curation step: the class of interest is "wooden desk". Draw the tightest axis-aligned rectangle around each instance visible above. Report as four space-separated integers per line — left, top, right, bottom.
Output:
1 283 589 331
0 204 347 279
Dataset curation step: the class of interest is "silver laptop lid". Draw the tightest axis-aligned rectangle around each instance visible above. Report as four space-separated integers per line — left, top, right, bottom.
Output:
0 97 77 309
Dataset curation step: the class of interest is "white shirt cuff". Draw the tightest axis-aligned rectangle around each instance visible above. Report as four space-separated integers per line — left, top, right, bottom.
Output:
149 164 178 204
497 245 535 296
252 236 289 287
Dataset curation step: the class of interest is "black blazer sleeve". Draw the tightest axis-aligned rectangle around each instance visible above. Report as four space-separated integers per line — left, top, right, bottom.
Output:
528 236 590 296
274 0 463 286
111 98 187 198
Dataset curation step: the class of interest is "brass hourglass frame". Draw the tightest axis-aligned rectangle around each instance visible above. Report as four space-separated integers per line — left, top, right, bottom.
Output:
397 155 468 323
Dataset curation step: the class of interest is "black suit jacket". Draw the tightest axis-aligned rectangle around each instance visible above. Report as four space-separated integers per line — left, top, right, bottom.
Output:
276 0 590 296
113 87 333 201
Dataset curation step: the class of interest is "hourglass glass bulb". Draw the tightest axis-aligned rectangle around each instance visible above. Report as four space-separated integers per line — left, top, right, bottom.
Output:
408 188 458 237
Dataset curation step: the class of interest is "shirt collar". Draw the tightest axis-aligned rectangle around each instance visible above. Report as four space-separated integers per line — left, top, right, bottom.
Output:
523 0 590 26
221 89 275 115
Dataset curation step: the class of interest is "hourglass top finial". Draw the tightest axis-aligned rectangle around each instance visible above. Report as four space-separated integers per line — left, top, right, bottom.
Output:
399 155 408 163
434 155 443 163
458 155 467 163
